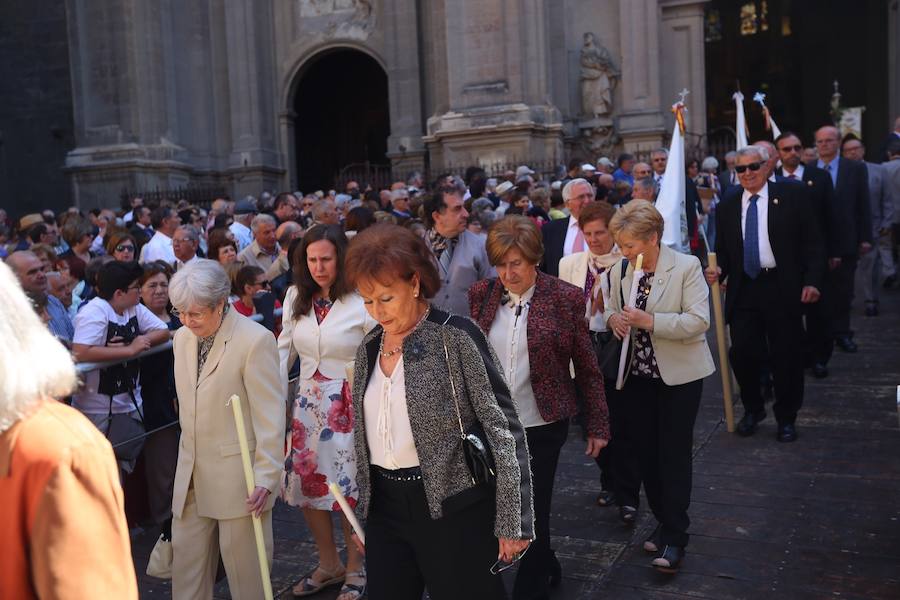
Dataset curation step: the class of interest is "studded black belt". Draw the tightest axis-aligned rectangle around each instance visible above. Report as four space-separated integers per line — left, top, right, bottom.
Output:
371 465 423 482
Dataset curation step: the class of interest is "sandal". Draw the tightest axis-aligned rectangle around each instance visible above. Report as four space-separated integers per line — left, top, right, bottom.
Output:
292 564 346 597
337 570 366 600
596 490 615 507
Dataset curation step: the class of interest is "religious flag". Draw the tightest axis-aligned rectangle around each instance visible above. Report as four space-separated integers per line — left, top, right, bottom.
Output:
656 99 687 252
839 106 865 139
753 92 782 139
733 91 748 150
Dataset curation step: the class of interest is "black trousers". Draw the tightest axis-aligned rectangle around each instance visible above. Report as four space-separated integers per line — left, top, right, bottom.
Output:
365 470 506 600
729 272 805 424
622 376 702 547
512 419 568 600
594 382 642 508
808 255 859 364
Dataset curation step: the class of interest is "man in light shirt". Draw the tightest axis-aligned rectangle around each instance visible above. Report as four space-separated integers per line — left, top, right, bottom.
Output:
237 214 280 271
229 199 256 252
139 207 180 265
173 225 201 271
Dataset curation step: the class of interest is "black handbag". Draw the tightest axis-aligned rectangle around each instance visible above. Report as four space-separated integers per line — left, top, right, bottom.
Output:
592 258 630 380
440 320 496 488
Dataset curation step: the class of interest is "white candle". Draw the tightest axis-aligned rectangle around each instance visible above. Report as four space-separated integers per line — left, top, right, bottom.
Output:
616 253 644 391
329 481 366 544
227 394 274 600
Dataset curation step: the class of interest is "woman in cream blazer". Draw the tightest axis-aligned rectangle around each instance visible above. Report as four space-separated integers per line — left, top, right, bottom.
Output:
603 201 714 574
169 259 286 600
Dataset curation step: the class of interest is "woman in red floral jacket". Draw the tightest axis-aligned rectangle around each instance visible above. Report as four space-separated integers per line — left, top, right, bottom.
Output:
469 215 610 600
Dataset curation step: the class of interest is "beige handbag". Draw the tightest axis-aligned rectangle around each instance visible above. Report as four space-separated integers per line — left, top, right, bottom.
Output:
145 534 173 579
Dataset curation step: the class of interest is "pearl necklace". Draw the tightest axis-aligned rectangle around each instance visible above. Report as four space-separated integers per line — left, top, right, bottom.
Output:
379 306 430 358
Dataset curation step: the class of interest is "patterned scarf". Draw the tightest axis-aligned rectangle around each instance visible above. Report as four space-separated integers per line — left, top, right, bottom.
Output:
428 228 456 260
313 296 334 324
198 303 229 374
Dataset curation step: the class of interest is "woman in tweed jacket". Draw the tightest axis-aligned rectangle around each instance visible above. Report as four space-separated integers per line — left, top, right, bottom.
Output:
345 224 534 600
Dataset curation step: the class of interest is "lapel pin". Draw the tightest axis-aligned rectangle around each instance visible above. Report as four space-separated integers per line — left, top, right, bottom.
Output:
773 198 779 205
657 279 663 284
807 180 813 186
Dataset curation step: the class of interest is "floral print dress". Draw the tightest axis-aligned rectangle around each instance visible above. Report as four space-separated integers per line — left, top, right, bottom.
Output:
629 271 661 379
282 297 358 511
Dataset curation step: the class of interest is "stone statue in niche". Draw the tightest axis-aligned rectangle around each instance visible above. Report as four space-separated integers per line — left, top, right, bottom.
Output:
580 32 619 118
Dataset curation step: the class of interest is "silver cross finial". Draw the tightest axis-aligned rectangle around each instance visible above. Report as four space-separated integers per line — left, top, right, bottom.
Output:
678 88 690 104
753 91 766 105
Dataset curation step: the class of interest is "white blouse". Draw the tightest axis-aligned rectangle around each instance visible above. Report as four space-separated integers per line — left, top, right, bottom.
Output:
487 285 551 429
363 356 420 469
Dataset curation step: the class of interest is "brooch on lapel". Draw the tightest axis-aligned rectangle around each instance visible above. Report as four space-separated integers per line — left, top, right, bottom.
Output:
772 198 779 205
807 180 813 186
408 340 425 360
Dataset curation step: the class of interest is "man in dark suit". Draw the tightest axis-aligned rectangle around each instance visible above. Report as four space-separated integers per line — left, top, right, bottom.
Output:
718 151 738 193
705 145 825 442
810 126 872 359
876 116 900 163
540 178 593 277
775 132 838 377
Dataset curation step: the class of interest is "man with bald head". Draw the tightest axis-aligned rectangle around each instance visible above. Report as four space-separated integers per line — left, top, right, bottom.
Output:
632 162 652 181
809 125 872 358
6 251 73 341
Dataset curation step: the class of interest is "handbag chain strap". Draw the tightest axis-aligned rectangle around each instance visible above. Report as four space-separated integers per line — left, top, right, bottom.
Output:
440 317 467 440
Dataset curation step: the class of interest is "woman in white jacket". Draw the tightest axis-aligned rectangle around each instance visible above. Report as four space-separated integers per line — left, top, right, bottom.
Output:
278 225 374 600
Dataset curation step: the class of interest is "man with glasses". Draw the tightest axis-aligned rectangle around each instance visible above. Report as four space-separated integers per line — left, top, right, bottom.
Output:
173 225 201 271
809 126 872 359
774 131 837 377
541 178 595 277
273 192 300 225
705 145 824 442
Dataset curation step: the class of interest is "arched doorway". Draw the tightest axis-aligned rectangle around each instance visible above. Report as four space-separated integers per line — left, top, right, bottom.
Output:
291 49 390 192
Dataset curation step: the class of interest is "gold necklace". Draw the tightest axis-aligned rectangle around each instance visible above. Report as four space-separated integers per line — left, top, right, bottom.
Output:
379 305 430 358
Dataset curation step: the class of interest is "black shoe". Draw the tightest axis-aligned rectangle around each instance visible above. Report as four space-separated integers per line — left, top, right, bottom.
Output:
865 304 879 317
883 275 897 290
776 423 798 443
736 410 766 437
652 545 685 573
835 336 858 353
643 526 661 553
812 362 829 379
549 550 562 588
619 505 637 524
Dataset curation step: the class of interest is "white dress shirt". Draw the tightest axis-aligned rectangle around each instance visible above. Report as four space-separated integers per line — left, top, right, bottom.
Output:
139 231 176 265
487 284 551 428
363 356 420 469
562 216 588 257
175 254 200 271
741 184 776 269
782 164 805 180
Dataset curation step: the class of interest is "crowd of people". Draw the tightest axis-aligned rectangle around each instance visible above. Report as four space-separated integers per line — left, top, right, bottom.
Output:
2 117 899 599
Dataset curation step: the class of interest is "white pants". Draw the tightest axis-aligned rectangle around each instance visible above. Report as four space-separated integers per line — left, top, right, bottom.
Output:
172 488 274 600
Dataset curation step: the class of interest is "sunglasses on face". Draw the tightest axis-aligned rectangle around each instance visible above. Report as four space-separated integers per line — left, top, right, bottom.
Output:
779 144 802 153
735 162 763 174
116 244 135 252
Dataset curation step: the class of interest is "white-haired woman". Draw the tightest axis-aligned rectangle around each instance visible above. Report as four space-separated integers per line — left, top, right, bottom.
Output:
0 261 137 599
168 259 286 599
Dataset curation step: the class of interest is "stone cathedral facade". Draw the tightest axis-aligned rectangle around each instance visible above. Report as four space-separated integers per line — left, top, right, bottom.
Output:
58 0 711 207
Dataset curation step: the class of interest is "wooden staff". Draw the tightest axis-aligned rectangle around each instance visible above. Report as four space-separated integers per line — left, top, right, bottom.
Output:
615 253 644 390
706 254 735 432
227 394 274 600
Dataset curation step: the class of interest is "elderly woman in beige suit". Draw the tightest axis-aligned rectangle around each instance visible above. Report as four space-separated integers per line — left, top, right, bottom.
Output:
604 200 715 574
168 259 286 599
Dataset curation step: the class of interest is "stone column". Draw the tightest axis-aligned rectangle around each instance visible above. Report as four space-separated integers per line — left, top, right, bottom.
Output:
890 1 900 121
423 0 562 170
617 0 666 152
659 0 710 146
222 0 284 198
383 0 427 178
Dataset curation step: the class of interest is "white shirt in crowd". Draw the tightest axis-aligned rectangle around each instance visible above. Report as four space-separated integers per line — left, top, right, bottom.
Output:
72 297 167 415
175 254 200 271
782 164 805 180
740 184 776 269
229 221 253 252
487 284 551 429
563 216 589 257
139 230 176 265
364 356 420 469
